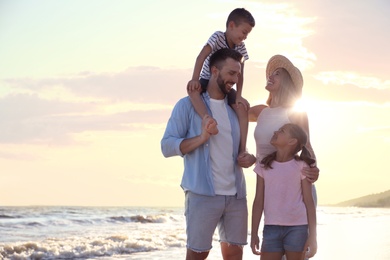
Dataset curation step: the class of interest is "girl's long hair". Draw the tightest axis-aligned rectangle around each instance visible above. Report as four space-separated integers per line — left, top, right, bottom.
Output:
261 123 316 169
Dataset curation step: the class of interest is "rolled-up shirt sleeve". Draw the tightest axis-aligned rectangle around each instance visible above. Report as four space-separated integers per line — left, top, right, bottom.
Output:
161 98 191 158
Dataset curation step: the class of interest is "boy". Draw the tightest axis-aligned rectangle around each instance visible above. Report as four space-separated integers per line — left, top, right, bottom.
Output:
187 8 255 153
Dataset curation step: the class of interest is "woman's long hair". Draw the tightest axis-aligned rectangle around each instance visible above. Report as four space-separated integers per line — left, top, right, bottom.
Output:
261 123 315 169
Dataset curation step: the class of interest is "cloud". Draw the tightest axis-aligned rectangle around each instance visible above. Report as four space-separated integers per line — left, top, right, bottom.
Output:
307 70 390 104
0 150 40 161
302 1 390 76
0 67 189 144
306 80 390 104
246 1 317 71
356 125 390 135
3 66 191 103
315 71 390 90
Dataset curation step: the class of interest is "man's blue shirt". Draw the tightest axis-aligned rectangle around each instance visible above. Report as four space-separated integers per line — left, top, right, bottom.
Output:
161 92 246 199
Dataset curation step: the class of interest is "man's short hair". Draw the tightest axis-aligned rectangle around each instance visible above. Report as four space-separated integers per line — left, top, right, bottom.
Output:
209 48 243 71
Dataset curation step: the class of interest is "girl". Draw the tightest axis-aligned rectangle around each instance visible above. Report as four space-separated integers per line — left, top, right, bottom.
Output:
250 123 317 260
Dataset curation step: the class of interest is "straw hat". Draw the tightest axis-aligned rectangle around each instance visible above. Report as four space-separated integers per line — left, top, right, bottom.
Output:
266 55 303 89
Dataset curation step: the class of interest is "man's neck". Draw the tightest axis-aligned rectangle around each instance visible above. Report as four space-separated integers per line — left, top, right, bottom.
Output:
206 83 225 100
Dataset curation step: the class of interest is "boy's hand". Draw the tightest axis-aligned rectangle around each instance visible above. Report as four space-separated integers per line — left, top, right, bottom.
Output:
187 80 202 94
203 115 218 135
235 95 250 111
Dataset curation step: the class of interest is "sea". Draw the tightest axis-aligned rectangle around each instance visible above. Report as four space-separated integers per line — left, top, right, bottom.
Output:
0 206 389 260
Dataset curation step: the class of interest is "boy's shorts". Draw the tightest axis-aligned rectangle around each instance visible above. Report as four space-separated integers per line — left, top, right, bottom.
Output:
184 191 248 252
200 78 236 105
261 225 308 253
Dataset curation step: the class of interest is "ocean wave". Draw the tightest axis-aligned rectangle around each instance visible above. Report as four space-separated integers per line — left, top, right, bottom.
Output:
26 222 45 227
0 214 21 219
109 214 171 224
0 232 186 260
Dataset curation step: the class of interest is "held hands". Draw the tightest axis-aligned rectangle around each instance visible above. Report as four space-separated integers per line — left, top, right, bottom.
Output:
187 79 202 94
237 151 256 168
302 165 320 183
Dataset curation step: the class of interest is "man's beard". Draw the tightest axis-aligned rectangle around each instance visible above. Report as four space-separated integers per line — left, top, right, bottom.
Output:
216 75 232 95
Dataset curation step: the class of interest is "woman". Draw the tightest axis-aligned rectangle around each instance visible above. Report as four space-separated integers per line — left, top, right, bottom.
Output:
246 55 319 259
249 54 319 185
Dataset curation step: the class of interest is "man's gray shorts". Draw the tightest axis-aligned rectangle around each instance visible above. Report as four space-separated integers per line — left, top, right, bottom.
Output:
184 191 248 252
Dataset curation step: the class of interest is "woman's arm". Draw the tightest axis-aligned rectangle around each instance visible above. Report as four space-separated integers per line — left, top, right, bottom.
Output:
290 111 319 182
248 104 267 122
290 111 315 158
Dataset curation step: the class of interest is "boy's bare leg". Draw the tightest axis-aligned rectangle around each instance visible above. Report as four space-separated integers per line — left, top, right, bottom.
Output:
233 103 248 153
189 91 218 135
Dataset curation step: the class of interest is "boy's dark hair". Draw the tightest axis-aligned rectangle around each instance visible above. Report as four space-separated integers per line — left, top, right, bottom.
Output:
226 8 255 28
261 123 316 169
209 48 243 72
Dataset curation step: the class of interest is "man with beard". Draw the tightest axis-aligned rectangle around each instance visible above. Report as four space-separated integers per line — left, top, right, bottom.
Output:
161 48 254 260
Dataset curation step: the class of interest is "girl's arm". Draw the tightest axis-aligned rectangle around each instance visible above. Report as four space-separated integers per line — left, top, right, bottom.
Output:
250 175 265 255
302 179 317 258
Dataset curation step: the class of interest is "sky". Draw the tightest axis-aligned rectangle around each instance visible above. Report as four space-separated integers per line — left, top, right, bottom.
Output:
0 0 389 207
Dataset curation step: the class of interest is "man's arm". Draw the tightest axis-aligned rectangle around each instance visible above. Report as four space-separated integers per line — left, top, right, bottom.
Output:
179 115 216 155
161 101 216 157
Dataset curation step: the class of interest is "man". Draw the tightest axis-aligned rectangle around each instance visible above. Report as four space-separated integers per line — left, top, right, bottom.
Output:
161 48 254 260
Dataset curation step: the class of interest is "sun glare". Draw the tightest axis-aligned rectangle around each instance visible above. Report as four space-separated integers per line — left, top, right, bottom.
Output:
292 97 326 126
293 98 307 112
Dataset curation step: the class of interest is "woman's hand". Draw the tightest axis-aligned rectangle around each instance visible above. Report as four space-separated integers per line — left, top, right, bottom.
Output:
302 165 319 183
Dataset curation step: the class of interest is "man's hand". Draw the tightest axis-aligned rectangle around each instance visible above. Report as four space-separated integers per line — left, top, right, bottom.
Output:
237 151 256 168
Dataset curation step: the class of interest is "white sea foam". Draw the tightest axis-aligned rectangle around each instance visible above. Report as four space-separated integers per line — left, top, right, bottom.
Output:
0 206 389 259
